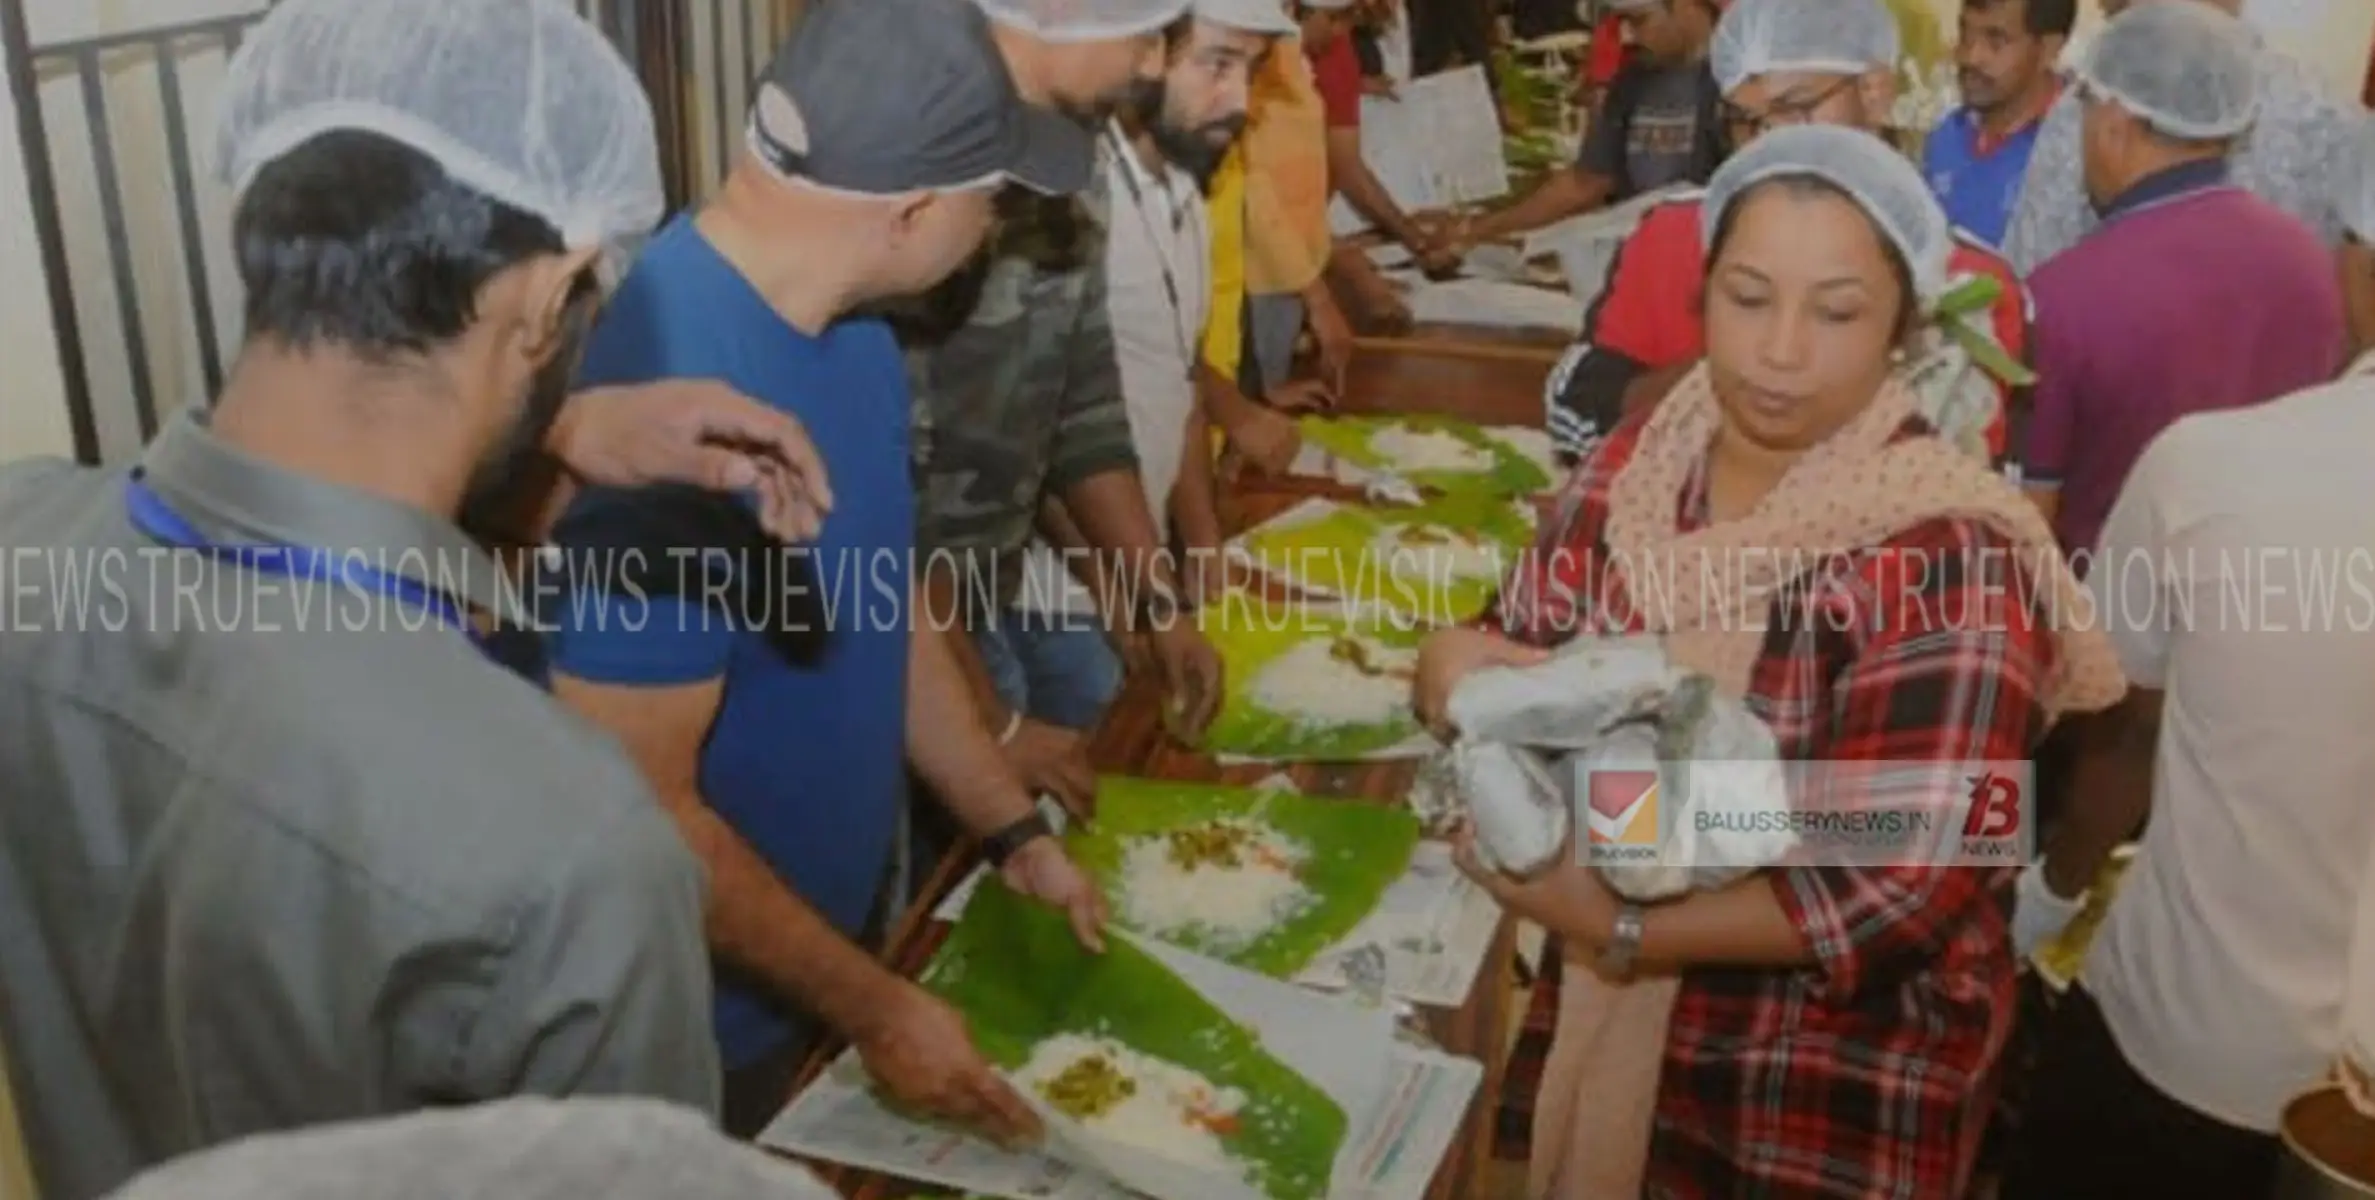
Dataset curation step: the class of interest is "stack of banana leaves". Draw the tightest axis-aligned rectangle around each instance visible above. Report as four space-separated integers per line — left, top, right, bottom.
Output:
1492 48 1574 194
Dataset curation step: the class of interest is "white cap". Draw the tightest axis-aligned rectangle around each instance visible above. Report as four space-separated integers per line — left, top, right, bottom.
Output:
2076 0 2260 141
214 0 663 255
1700 123 1953 304
973 0 1194 40
1709 0 1901 96
1195 0 1300 35
104 1100 841 1200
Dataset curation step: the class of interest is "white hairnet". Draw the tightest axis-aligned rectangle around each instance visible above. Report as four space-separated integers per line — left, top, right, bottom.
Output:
972 0 1193 41
2337 114 2375 245
1719 0 1900 95
1709 0 1902 96
214 0 665 254
1700 124 1952 303
2075 0 2260 140
105 1100 841 1200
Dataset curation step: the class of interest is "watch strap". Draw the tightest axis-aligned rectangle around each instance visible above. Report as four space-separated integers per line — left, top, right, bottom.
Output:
982 810 1055 867
1598 903 1646 979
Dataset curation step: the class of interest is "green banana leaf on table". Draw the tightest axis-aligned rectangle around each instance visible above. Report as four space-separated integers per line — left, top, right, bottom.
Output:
1295 412 1554 497
1233 492 1535 627
1065 776 1422 977
1192 596 1430 760
922 881 1348 1200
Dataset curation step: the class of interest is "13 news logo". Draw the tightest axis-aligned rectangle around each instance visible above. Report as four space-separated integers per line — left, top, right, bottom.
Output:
1960 770 2027 860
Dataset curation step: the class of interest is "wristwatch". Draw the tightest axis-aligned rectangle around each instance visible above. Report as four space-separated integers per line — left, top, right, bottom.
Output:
1597 903 1646 980
982 810 1056 868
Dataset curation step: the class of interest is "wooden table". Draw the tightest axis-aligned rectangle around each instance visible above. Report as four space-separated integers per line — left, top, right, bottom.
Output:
783 342 1552 1200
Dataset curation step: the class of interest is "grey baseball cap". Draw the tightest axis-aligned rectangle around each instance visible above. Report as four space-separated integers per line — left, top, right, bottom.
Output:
750 0 1092 196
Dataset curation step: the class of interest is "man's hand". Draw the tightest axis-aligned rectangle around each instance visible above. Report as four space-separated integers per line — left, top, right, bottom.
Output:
1186 549 1239 609
1306 293 1355 393
1268 379 1338 414
1361 75 1400 99
1149 623 1223 739
2011 860 2087 958
1414 238 1464 279
1002 718 1096 819
1104 626 1155 679
999 837 1109 952
1229 404 1305 475
1350 275 1416 334
551 380 834 542
1412 627 1551 738
1450 823 1619 948
852 980 1043 1148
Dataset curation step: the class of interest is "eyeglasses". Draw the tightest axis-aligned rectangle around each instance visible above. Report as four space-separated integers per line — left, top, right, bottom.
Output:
1721 77 1856 140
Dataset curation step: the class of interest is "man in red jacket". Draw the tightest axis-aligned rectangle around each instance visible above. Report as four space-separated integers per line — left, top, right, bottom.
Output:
1544 0 2029 465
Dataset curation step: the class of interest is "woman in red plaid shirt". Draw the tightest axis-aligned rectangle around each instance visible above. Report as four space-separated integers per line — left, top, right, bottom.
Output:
1416 127 2124 1198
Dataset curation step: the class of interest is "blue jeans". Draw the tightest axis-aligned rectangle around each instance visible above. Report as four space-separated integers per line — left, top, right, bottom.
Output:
972 610 1124 732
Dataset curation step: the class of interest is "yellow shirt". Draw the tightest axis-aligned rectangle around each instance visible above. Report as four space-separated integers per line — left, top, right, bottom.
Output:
1203 143 1249 383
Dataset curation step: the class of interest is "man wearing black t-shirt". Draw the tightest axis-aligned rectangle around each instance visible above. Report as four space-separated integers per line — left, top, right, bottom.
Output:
1444 0 1724 248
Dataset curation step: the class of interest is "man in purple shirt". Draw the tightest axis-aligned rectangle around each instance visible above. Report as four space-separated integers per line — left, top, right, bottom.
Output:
2022 1 2344 563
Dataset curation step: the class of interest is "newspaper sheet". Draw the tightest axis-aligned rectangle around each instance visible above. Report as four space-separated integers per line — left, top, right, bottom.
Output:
1329 66 1509 235
759 1044 1483 1200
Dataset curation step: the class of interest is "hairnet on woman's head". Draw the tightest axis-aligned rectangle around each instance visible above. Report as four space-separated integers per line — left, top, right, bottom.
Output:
214 0 665 254
1709 0 1902 96
2076 0 2261 141
1699 124 1952 304
2335 115 2375 245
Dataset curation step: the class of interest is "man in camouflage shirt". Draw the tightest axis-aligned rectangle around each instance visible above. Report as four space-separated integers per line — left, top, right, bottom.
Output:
2000 0 2360 275
901 175 1224 802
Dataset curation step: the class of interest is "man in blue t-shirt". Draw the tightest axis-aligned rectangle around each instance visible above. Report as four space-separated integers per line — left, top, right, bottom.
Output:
1923 0 2072 247
540 0 1118 1144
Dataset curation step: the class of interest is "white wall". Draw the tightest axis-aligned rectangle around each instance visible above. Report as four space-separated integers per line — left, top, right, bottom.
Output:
0 39 74 463
2244 0 2375 99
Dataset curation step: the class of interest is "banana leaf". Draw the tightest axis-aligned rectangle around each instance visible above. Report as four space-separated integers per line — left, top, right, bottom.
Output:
923 881 1348 1200
1934 274 2038 387
1066 776 1422 977
1193 595 1429 760
2031 845 2139 990
1297 413 1554 497
1235 494 1533 626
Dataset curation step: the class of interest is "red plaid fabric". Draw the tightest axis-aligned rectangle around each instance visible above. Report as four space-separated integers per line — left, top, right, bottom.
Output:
1487 415 2050 1198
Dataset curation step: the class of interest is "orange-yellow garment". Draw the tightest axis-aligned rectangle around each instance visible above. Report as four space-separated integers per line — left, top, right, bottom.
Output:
1242 47 1331 297
1203 143 1248 382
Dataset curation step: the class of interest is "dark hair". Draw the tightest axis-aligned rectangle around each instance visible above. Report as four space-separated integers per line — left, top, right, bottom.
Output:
233 129 571 361
1702 173 1922 345
1966 0 2078 38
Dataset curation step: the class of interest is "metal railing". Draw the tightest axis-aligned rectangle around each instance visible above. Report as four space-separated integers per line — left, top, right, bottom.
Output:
1 0 789 465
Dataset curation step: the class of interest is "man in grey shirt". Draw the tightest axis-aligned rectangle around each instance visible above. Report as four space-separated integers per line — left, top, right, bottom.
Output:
1444 0 1725 249
0 0 845 1194
2001 0 2362 274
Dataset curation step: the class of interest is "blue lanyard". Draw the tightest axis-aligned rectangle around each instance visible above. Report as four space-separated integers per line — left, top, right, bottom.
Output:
124 477 482 646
